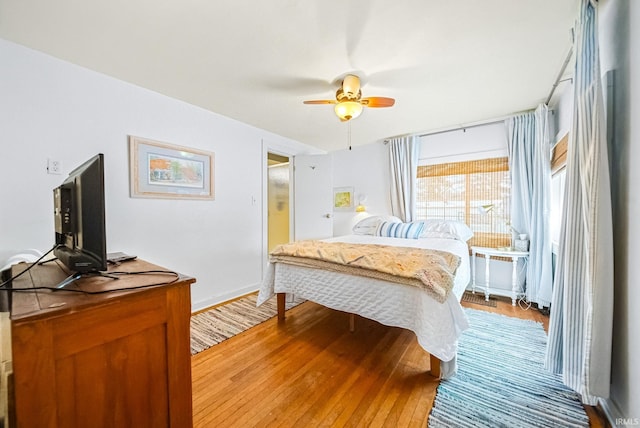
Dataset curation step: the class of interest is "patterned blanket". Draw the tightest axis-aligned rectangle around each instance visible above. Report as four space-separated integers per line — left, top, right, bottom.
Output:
269 240 460 303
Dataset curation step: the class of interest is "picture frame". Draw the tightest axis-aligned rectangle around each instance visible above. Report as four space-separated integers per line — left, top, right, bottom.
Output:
333 186 354 211
129 136 215 200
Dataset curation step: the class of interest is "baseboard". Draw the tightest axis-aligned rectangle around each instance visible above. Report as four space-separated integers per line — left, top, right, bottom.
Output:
600 396 631 426
191 283 260 313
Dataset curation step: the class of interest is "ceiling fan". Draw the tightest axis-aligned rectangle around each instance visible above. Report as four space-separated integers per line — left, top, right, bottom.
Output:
303 74 395 122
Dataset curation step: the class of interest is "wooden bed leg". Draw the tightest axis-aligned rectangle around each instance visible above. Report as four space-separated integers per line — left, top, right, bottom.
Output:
429 354 441 379
349 313 355 332
277 293 286 321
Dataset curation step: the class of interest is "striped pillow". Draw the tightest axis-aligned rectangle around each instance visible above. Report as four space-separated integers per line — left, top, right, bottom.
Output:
376 221 425 239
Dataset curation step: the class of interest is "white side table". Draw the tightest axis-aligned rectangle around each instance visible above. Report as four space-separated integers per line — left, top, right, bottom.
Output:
470 246 529 306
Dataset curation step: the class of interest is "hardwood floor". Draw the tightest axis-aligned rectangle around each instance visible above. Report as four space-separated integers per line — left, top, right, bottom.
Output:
191 295 607 427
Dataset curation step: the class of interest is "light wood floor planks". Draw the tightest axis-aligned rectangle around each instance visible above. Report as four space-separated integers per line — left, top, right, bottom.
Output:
191 296 607 427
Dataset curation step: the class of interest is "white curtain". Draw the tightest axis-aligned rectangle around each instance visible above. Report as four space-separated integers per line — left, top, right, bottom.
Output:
388 136 420 222
507 104 553 307
545 0 614 405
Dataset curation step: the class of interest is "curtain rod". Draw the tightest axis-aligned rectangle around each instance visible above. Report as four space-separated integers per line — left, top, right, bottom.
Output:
420 147 506 161
545 46 574 105
384 111 527 142
416 117 507 138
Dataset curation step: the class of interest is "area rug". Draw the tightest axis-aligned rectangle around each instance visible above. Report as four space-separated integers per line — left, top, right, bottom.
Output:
461 291 498 307
428 308 589 428
190 293 304 355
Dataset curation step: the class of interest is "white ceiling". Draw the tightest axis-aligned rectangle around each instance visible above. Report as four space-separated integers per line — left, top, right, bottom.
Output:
0 0 577 152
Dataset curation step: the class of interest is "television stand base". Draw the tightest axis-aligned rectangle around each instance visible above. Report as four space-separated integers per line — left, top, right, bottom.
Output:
56 271 119 289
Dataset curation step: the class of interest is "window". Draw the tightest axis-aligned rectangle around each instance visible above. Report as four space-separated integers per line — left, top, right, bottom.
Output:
550 133 569 250
550 169 566 246
416 157 511 248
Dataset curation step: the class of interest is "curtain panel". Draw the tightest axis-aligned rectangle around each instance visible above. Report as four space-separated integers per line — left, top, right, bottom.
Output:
507 105 553 307
545 0 614 405
388 136 420 222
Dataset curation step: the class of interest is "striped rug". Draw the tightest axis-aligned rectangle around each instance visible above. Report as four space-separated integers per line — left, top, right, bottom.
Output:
429 308 589 428
190 293 304 355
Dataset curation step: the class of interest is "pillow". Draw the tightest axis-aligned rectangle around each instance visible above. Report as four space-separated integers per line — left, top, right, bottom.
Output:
376 221 425 239
419 219 474 242
352 215 402 235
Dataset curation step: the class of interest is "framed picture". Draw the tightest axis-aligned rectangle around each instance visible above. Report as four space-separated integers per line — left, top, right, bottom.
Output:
129 136 215 200
333 187 354 211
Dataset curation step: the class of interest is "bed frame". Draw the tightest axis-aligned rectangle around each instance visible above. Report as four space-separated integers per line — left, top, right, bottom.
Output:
276 292 442 378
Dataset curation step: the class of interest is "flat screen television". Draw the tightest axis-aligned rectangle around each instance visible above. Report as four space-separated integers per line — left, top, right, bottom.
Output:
53 153 107 279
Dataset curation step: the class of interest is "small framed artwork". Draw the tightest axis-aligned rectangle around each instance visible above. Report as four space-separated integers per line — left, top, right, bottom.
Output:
333 187 354 211
129 136 215 200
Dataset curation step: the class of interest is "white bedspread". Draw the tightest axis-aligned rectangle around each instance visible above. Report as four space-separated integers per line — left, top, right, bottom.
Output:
257 234 470 378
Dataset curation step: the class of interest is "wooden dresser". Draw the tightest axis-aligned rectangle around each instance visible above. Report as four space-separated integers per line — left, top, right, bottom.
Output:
6 258 195 428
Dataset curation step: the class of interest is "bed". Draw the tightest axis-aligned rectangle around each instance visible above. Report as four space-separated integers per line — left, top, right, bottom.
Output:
257 218 472 379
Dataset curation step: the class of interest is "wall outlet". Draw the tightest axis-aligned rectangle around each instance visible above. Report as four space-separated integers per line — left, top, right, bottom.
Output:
47 158 62 175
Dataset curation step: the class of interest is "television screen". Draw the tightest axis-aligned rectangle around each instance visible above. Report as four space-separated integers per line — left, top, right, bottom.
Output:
53 154 107 274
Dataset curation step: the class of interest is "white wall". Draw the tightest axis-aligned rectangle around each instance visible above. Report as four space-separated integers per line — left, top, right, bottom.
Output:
420 122 508 163
331 142 392 236
551 81 574 143
598 0 639 421
0 39 322 311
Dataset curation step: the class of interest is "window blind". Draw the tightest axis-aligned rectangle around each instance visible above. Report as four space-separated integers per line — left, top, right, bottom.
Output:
551 133 568 174
416 157 511 248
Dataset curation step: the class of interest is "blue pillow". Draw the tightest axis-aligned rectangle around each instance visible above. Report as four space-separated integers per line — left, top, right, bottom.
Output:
376 221 425 239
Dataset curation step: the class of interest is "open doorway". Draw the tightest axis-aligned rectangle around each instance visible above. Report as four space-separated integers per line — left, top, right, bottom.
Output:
267 152 290 252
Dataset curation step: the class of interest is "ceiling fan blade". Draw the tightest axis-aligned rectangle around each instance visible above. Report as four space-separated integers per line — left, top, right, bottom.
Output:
361 97 395 108
303 99 337 105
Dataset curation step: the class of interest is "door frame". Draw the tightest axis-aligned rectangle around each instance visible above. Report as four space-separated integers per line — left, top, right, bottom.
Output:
261 140 295 278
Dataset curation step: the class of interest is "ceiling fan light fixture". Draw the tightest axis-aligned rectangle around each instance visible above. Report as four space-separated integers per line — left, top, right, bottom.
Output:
334 101 363 121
